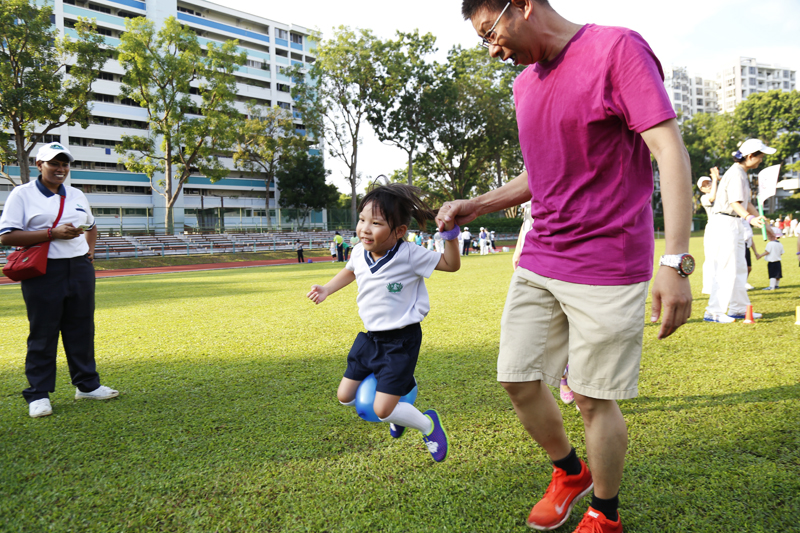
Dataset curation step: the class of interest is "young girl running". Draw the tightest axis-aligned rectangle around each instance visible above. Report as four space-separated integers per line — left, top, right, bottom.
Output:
307 184 461 462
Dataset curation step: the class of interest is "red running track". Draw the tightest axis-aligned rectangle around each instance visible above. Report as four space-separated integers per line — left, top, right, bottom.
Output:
0 256 333 285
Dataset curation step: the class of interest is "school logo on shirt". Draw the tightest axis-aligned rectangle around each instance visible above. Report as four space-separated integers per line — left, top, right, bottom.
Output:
386 282 403 294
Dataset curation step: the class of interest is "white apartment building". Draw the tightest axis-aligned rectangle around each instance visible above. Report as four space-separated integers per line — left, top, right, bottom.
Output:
2 0 321 233
717 57 796 114
664 66 719 123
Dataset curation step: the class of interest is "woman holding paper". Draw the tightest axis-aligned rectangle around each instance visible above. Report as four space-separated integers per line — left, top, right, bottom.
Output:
0 143 117 418
704 139 774 323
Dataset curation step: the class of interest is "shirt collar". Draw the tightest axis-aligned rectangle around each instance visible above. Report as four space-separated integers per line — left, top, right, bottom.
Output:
35 177 67 198
365 239 404 274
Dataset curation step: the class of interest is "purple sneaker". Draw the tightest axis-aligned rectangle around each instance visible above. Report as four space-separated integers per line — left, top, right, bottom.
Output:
390 423 406 439
422 410 449 462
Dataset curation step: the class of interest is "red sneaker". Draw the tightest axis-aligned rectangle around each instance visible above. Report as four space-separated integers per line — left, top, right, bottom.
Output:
572 507 623 532
526 459 593 530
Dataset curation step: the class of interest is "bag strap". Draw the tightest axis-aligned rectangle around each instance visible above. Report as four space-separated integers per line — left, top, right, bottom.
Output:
52 195 65 228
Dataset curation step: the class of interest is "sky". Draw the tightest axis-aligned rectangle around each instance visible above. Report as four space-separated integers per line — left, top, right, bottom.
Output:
224 0 800 195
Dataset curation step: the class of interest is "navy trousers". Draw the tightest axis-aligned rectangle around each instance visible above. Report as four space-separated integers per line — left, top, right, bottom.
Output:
20 256 100 403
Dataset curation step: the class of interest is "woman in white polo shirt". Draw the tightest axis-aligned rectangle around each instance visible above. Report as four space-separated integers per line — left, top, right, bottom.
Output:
704 139 773 323
0 143 118 418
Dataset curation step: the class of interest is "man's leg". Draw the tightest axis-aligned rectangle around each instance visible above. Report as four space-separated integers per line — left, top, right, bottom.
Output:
573 395 627 499
501 380 571 460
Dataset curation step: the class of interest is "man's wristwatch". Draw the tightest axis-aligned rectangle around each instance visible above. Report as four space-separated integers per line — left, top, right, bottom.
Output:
659 253 695 277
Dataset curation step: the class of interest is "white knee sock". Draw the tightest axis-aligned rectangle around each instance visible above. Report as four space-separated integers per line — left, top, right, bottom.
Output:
339 399 355 407
770 278 777 289
379 402 433 434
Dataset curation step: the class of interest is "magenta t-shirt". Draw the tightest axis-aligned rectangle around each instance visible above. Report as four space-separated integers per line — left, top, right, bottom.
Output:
515 24 675 285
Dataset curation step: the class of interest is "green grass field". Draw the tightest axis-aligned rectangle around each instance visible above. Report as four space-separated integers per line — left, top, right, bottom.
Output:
1 236 798 533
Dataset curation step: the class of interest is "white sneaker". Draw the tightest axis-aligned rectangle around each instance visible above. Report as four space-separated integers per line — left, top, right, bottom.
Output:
703 312 736 323
29 398 53 418
745 283 754 290
75 385 119 400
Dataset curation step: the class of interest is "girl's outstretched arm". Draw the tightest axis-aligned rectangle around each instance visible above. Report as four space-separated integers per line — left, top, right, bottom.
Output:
435 234 461 272
307 268 356 304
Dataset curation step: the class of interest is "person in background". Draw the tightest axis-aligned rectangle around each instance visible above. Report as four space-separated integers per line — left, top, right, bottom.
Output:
295 239 305 263
0 143 118 418
334 231 344 262
460 226 471 256
698 170 719 295
705 139 773 323
762 228 784 290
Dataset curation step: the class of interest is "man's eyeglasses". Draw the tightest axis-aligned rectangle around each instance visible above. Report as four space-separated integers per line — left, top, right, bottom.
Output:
480 2 511 49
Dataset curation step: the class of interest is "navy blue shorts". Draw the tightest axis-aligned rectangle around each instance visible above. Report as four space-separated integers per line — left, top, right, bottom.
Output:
344 323 422 396
767 261 782 279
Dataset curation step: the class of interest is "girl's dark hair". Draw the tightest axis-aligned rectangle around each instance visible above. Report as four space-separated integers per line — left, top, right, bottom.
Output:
733 150 762 163
358 183 436 233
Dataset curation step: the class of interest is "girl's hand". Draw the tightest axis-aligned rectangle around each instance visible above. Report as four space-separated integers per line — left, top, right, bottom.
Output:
307 285 328 304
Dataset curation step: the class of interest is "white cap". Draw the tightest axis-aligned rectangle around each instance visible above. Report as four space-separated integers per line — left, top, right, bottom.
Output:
480 227 485 230
463 227 468 230
36 142 75 163
738 139 776 156
772 226 783 238
698 176 712 187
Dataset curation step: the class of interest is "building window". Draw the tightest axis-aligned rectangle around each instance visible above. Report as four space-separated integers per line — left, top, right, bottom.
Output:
277 102 291 110
749 77 756 85
785 81 790 89
696 98 703 106
246 60 262 68
784 70 790 78
94 208 120 216
290 33 303 45
749 66 756 75
123 208 148 216
277 84 290 93
276 29 288 40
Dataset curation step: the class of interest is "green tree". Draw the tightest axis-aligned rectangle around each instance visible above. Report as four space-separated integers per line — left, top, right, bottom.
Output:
291 27 382 229
680 112 742 181
735 90 800 173
276 152 339 228
365 30 437 185
413 46 521 204
0 0 106 183
233 104 308 210
115 16 246 234
0 133 16 187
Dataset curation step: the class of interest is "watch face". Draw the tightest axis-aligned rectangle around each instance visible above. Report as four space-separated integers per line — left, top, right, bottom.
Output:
680 254 695 275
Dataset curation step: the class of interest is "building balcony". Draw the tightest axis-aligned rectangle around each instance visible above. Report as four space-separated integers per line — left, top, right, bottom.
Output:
177 13 269 45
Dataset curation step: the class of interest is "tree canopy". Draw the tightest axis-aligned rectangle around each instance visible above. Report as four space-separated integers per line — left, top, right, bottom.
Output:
115 16 246 234
0 0 106 183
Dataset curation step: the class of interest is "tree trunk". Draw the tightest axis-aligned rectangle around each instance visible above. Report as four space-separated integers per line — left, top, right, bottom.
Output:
164 139 174 235
350 173 358 230
496 152 502 189
407 149 413 186
13 125 31 184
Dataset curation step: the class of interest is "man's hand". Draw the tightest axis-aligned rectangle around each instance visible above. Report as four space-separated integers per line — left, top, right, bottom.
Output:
436 200 480 232
650 267 692 339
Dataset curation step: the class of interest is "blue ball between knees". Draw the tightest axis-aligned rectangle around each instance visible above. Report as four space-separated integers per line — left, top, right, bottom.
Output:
354 373 418 422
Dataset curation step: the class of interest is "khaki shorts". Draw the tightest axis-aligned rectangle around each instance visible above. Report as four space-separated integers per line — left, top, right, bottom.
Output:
498 268 648 400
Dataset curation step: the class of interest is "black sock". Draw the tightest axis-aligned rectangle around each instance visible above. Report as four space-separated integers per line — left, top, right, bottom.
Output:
552 447 581 476
590 493 619 522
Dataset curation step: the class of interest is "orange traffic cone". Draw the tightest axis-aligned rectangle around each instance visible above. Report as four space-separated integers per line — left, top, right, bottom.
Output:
743 305 756 324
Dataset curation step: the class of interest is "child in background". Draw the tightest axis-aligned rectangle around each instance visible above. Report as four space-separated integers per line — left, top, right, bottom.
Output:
307 183 461 462
295 239 305 264
329 239 337 263
762 228 784 290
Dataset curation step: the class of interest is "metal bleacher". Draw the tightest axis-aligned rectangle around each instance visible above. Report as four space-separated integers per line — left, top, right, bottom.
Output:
91 231 339 260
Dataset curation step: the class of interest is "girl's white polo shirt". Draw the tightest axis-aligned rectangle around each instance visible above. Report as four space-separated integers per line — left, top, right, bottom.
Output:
346 240 441 332
0 179 95 259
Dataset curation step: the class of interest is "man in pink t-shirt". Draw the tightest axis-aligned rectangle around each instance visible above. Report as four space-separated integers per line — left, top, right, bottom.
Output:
437 1 694 532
